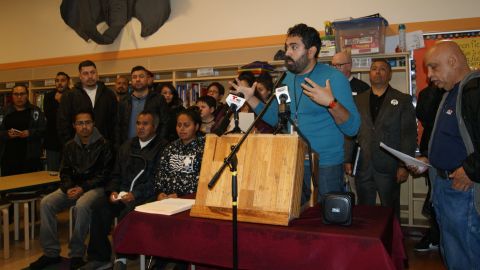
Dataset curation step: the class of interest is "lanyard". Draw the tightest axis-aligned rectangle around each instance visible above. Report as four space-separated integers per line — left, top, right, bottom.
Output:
293 63 317 123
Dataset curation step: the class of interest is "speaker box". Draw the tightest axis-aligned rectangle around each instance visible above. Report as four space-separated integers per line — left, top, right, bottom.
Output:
321 192 355 226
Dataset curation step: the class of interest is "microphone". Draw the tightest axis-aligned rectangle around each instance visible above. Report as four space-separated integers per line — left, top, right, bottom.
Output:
275 86 291 114
273 84 291 134
225 93 246 134
225 92 246 111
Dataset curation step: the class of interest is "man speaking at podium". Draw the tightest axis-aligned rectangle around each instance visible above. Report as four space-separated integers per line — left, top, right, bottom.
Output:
231 23 360 204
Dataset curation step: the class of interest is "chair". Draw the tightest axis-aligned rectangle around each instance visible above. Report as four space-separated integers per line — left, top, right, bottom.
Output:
0 199 11 259
6 191 42 250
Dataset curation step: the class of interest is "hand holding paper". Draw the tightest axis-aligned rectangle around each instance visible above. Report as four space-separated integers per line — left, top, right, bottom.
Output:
380 142 430 174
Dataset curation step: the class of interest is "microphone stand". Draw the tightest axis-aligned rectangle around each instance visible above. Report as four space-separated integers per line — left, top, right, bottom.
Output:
273 98 290 135
225 106 243 134
207 71 286 270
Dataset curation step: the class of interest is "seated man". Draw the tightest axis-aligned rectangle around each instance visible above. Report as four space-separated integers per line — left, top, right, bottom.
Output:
83 111 167 270
30 110 114 270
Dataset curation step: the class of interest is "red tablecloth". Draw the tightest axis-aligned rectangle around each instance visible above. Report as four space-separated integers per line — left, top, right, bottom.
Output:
114 205 405 270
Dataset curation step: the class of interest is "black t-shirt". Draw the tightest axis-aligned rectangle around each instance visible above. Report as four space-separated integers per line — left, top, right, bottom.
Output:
369 88 388 123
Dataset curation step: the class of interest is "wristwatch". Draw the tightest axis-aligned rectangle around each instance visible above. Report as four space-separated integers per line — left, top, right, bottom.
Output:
328 98 338 109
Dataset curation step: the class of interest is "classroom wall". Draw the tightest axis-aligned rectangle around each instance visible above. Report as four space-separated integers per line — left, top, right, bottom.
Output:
1 0 479 65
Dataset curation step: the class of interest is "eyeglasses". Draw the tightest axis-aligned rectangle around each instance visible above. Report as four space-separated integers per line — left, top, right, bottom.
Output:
12 92 27 97
74 120 94 126
332 62 351 69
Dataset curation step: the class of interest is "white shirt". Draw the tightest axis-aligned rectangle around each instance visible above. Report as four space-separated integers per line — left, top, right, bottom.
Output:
139 135 155 149
83 86 98 107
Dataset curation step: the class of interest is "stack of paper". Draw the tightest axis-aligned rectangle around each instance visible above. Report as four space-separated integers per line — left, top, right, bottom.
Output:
135 198 195 215
380 142 431 173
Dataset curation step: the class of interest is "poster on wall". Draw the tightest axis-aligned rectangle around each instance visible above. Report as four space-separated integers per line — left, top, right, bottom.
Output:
414 30 480 93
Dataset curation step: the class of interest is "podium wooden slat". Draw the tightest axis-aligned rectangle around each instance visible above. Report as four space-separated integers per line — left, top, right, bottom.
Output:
190 134 306 226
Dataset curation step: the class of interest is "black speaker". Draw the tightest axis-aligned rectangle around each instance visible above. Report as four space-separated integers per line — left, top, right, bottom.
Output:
321 192 355 226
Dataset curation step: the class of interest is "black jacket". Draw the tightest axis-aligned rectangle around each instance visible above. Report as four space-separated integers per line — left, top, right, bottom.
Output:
60 127 114 193
345 86 417 174
43 90 62 151
57 82 117 145
116 91 170 146
415 85 444 157
456 72 480 183
107 135 167 204
0 102 46 161
350 77 370 95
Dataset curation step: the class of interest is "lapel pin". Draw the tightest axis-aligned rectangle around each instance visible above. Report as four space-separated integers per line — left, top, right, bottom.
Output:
391 99 398 106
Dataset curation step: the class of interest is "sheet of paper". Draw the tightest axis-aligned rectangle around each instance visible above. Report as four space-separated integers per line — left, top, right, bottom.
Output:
135 198 195 215
228 112 255 133
380 142 431 172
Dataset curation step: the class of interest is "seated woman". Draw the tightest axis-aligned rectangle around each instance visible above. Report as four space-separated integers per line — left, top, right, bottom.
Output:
156 82 185 142
154 108 205 200
207 81 229 123
153 108 205 270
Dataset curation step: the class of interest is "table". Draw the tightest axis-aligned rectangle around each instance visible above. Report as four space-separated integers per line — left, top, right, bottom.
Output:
0 171 60 252
114 205 405 270
0 171 60 193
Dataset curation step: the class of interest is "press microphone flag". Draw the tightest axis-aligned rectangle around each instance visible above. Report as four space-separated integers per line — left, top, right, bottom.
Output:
274 86 291 104
225 93 246 111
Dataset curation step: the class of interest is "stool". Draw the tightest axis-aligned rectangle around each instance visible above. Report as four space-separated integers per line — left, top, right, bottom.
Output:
6 191 41 250
0 199 11 259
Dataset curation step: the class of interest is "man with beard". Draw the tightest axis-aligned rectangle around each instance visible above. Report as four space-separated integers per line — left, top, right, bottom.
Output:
114 75 129 102
57 60 117 145
116 66 169 146
44 72 70 171
231 23 360 203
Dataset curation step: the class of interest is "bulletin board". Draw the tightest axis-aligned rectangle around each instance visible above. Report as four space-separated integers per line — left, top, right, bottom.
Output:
414 30 480 93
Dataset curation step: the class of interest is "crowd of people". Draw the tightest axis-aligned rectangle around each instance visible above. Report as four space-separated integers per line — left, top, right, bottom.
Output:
0 22 477 270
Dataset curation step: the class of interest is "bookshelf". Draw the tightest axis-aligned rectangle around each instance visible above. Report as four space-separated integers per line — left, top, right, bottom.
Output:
0 52 426 227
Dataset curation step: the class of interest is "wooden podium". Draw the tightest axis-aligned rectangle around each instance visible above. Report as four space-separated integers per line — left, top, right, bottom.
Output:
190 134 307 226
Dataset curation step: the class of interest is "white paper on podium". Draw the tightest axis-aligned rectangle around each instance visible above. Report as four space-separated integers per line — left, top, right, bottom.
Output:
135 198 195 215
380 142 431 173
